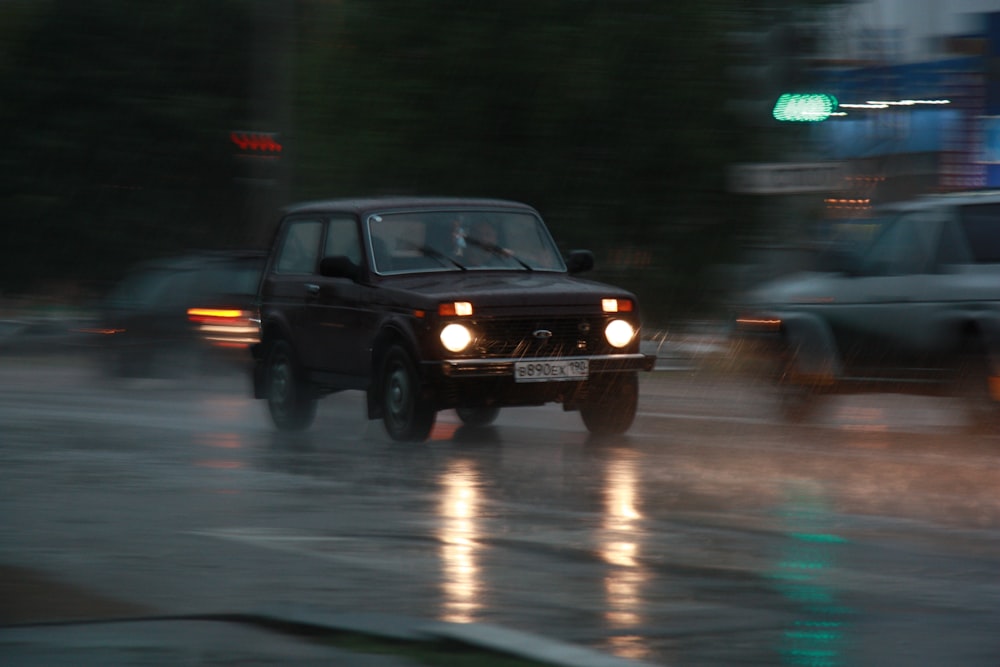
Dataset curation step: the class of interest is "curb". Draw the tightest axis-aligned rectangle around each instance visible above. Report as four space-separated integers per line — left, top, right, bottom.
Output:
248 606 666 667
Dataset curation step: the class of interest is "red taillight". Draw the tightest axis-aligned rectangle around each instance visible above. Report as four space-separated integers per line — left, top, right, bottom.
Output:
187 308 259 347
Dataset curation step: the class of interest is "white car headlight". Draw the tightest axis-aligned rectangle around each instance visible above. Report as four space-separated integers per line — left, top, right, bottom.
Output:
604 319 635 348
440 323 473 353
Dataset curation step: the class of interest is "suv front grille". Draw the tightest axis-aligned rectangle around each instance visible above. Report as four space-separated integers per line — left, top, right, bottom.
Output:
471 316 608 359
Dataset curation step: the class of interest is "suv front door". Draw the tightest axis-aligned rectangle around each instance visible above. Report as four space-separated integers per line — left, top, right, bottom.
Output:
829 210 944 374
267 216 324 371
303 215 367 384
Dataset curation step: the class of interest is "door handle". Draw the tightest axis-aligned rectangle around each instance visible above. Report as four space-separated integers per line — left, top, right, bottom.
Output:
305 283 320 296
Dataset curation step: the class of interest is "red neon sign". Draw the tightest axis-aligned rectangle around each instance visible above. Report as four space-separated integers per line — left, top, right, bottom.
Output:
230 131 282 153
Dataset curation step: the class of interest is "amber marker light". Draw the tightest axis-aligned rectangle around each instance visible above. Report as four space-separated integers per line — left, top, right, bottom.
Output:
439 301 473 316
602 298 633 313
989 376 1000 402
736 317 782 331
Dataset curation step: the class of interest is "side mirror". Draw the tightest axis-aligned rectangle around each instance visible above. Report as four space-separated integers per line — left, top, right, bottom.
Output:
565 249 594 275
319 255 360 281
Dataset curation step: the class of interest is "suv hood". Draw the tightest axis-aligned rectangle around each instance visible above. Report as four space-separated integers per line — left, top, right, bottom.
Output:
380 272 634 310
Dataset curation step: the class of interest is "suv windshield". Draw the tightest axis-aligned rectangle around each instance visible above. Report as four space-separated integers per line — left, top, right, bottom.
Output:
367 210 565 274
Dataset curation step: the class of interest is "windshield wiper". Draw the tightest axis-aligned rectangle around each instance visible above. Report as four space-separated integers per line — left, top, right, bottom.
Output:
402 241 467 270
464 237 533 271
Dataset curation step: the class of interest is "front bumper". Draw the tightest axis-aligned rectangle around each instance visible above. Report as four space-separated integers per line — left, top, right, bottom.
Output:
435 352 656 378
427 353 655 410
731 314 788 354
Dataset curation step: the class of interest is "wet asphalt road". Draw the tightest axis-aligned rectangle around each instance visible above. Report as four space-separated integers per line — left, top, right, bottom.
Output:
2 351 1000 666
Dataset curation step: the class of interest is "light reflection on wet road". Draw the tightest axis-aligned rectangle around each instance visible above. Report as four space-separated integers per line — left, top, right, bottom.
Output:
2 355 1000 666
439 458 483 625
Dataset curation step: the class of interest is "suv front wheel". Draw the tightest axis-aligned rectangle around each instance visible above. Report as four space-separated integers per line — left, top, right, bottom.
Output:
265 340 317 431
580 372 638 436
456 406 500 427
381 345 436 441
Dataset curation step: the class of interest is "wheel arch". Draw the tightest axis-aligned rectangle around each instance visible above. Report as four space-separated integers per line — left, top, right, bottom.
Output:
253 314 298 400
957 317 985 352
259 312 294 352
955 315 1000 373
367 319 424 419
777 311 843 381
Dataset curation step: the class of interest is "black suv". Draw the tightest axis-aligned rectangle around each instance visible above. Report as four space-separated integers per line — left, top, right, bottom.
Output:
251 197 655 441
733 190 1000 422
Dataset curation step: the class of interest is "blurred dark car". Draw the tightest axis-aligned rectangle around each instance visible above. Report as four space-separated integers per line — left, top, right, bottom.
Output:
251 197 655 441
732 190 1000 424
96 250 265 377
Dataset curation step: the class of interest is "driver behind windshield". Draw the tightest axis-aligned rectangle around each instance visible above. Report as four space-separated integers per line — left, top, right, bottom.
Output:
464 219 512 266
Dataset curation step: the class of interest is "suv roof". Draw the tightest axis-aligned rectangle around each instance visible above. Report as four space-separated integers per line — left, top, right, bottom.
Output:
888 189 1000 213
283 196 538 216
128 250 266 272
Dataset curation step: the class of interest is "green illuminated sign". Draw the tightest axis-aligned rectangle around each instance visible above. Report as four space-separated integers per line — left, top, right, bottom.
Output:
772 93 838 122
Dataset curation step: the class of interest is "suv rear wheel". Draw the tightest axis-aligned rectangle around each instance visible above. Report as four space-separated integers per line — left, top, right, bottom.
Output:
954 343 1000 432
580 372 638 436
265 340 317 431
381 345 436 441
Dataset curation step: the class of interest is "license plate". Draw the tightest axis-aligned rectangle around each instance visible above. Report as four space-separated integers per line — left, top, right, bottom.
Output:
514 359 589 383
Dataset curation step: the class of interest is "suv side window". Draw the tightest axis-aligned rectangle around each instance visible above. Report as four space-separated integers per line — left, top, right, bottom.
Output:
958 203 1000 263
276 219 323 274
324 216 362 265
861 211 937 276
937 211 973 266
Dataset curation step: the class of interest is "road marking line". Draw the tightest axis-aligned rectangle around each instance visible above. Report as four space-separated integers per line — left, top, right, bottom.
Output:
187 528 437 573
637 410 773 426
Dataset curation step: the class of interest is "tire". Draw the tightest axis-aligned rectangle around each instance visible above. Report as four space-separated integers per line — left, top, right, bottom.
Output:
265 340 317 431
580 372 638 436
954 348 1000 432
456 406 500 427
381 345 436 441
773 353 823 423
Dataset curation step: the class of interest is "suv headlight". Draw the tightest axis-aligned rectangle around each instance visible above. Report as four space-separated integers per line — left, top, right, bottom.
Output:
440 323 473 353
605 319 635 348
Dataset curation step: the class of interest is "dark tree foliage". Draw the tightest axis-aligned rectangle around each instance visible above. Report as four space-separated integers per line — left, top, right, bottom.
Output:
294 0 750 322
0 0 251 293
2 0 756 323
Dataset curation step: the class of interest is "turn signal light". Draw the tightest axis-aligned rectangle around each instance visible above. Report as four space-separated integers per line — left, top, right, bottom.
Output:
601 298 633 313
439 301 473 316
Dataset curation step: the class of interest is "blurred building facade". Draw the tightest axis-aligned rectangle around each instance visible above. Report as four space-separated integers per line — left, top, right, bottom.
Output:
810 3 1000 208
728 2 1000 285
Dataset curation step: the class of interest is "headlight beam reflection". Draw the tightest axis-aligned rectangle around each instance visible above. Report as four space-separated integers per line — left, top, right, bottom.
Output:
438 459 483 624
600 455 651 660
